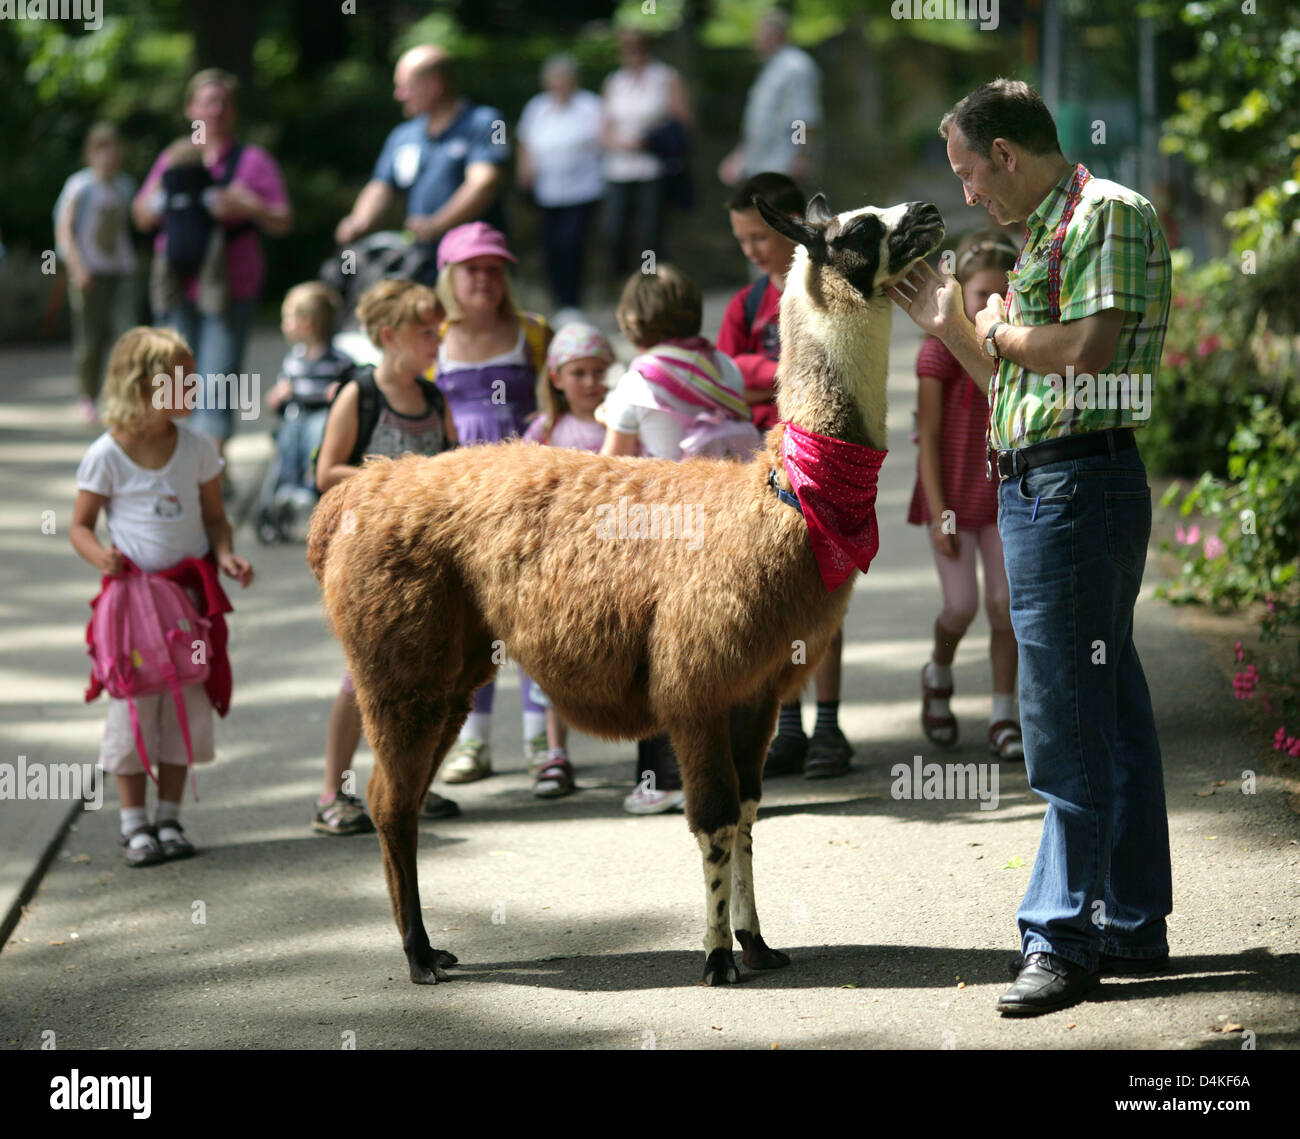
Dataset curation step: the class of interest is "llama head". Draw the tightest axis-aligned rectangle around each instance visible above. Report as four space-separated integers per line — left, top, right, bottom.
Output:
755 194 946 305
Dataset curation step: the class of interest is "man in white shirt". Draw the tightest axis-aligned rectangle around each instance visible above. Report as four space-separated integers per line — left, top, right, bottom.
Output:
719 8 823 186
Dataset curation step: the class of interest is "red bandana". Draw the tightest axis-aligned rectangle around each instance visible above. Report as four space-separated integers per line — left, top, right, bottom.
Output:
781 421 887 591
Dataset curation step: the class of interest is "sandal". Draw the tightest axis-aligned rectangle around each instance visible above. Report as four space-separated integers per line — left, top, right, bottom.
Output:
121 824 166 868
313 791 375 836
989 720 1024 761
533 755 575 799
921 665 959 748
157 819 197 860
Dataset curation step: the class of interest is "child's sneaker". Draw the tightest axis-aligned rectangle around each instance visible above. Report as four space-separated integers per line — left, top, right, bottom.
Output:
442 738 492 783
621 786 685 815
313 791 375 835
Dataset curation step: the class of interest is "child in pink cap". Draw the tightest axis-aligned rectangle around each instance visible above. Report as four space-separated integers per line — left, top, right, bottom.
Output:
431 222 555 784
522 322 615 796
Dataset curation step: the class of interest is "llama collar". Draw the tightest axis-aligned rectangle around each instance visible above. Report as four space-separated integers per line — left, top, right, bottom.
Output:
779 421 887 591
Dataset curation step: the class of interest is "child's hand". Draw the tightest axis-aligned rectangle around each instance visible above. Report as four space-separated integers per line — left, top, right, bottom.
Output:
219 553 255 588
267 379 292 410
100 546 125 577
931 528 960 560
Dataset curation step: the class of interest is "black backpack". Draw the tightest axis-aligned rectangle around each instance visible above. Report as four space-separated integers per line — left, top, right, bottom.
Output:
161 142 247 277
313 366 450 479
743 276 769 328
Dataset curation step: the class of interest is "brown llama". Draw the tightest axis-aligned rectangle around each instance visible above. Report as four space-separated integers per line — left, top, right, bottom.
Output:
307 195 945 986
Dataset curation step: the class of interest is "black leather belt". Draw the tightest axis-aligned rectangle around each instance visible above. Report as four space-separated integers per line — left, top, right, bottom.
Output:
991 427 1136 482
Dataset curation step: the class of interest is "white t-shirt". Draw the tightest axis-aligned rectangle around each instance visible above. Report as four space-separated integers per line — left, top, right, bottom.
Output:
602 61 676 183
517 90 605 208
57 169 138 276
76 425 224 573
742 45 822 177
604 352 745 459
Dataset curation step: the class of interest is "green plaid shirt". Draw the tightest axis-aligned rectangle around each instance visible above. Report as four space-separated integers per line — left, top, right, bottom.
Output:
990 168 1172 450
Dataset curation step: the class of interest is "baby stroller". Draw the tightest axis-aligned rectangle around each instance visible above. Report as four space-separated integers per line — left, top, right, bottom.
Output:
320 230 437 367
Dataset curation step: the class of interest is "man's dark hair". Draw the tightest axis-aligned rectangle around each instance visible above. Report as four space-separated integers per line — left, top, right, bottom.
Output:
726 171 805 217
939 78 1062 160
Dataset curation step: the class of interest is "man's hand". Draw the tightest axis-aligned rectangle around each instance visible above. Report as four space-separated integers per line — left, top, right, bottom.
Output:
405 215 440 243
975 291 1007 345
888 261 966 340
208 184 260 223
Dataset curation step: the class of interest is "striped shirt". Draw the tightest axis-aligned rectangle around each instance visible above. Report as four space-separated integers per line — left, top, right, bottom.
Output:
990 168 1172 449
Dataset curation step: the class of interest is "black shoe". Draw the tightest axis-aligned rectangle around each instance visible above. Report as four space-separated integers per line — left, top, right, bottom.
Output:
1007 950 1170 980
764 732 808 777
422 791 461 819
803 726 853 779
997 952 1097 1017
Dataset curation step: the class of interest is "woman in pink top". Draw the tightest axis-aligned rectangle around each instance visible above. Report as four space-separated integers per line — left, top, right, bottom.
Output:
133 69 292 459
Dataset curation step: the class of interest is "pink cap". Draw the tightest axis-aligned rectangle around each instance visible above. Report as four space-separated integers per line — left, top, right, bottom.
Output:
436 222 517 271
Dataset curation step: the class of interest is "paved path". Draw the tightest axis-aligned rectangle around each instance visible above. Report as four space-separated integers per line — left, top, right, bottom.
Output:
1 301 1296 1049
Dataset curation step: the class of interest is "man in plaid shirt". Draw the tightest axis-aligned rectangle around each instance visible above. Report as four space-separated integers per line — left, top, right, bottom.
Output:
891 79 1173 1017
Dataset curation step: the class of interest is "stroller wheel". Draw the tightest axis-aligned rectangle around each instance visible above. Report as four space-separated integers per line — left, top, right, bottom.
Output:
254 509 282 546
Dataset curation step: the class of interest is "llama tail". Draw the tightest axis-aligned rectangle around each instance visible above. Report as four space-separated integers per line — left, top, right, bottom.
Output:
306 482 350 585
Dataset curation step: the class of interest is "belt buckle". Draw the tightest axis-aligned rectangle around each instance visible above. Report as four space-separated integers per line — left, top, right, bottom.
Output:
996 450 1017 481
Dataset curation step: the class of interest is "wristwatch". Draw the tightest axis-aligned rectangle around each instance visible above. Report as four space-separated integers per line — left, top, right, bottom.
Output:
983 322 1006 360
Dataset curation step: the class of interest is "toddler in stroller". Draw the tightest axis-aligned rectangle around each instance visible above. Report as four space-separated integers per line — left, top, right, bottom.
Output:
254 282 354 544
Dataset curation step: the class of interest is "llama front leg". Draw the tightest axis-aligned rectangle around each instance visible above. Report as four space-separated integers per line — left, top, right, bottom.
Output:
731 799 790 970
696 825 740 985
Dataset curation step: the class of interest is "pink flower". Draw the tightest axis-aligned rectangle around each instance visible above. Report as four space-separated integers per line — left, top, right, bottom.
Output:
1165 351 1188 368
1174 295 1188 309
1275 727 1288 750
1290 740 1300 759
1175 523 1201 546
1204 535 1227 559
1197 335 1220 358
1234 641 1244 662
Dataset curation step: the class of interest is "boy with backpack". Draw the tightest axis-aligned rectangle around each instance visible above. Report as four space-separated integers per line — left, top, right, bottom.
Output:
311 279 458 833
715 171 855 779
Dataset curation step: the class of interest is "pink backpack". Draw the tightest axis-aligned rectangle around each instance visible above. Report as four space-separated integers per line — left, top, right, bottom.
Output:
631 345 763 461
89 568 211 796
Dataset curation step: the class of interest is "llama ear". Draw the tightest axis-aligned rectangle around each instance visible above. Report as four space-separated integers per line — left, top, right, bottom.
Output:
754 194 821 252
805 194 833 226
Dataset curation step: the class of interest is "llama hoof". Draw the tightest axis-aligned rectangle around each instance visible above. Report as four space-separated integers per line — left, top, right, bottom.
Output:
736 930 791 970
700 948 741 986
408 946 455 984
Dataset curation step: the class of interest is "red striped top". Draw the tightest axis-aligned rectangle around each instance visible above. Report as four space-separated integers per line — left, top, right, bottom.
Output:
906 336 999 531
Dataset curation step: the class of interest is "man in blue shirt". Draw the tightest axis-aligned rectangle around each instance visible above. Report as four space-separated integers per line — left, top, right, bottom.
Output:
335 44 508 282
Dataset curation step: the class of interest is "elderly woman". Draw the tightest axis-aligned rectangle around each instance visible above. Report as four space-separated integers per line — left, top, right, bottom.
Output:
516 54 604 319
133 69 292 459
600 30 692 278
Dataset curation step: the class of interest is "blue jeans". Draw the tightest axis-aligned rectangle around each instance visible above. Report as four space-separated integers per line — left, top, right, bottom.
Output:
275 405 329 494
162 298 257 443
997 444 1171 971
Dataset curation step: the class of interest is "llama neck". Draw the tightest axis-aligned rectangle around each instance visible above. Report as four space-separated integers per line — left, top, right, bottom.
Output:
775 273 893 452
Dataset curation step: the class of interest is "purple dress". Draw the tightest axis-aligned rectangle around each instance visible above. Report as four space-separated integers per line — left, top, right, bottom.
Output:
434 325 539 445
